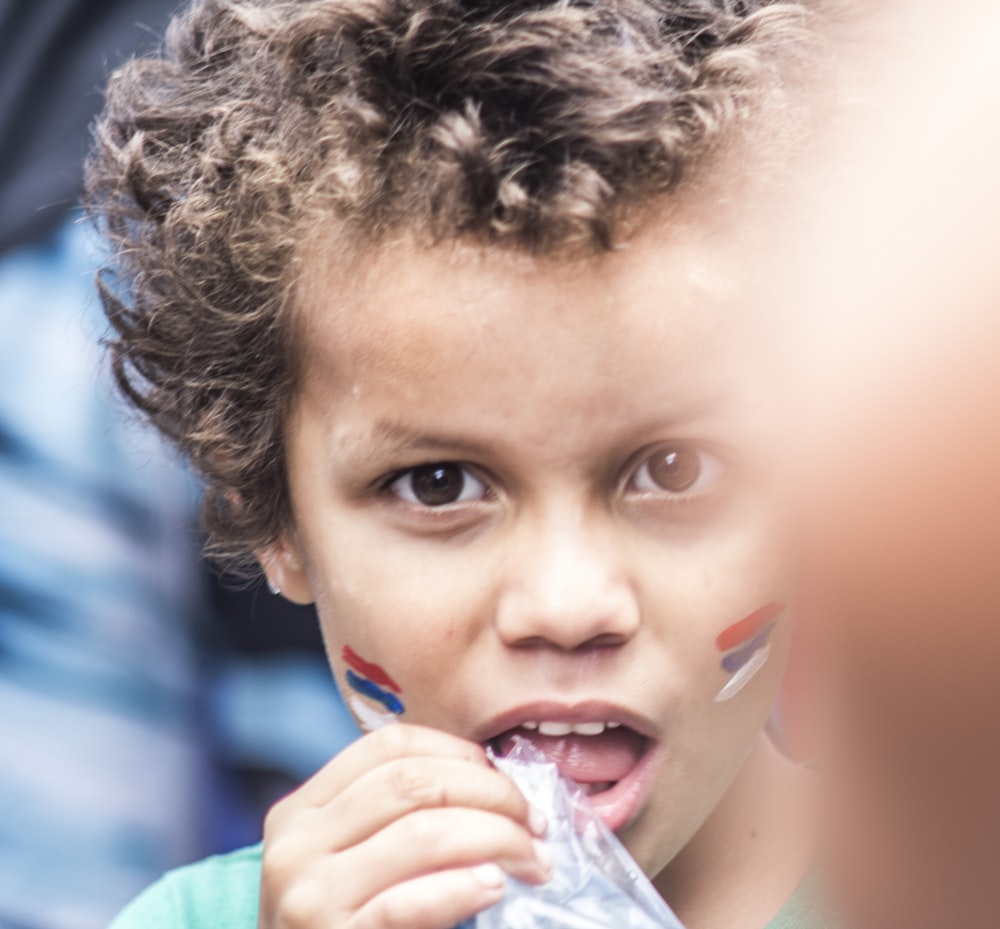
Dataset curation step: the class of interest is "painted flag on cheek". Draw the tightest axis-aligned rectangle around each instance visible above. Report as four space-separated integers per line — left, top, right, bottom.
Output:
341 646 406 726
714 602 783 703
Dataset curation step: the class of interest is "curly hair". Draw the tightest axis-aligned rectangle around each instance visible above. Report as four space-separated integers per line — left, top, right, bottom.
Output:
86 0 820 574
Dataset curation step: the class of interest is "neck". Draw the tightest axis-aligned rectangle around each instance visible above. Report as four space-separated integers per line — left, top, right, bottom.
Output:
653 735 816 929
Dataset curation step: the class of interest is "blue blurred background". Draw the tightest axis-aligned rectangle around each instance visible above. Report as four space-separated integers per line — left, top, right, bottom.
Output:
0 3 358 926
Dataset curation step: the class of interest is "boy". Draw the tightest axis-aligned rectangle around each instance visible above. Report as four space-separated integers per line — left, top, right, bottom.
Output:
87 1 827 927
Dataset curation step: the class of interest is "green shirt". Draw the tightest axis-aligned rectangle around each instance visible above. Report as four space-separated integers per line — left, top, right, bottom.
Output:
109 844 831 929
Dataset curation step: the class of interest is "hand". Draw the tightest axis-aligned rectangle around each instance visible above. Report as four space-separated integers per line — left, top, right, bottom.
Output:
258 724 552 929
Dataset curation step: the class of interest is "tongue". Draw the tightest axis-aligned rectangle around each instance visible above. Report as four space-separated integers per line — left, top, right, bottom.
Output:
496 727 645 785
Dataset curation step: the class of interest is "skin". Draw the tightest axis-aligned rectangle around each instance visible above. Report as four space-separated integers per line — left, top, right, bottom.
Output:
260 213 813 929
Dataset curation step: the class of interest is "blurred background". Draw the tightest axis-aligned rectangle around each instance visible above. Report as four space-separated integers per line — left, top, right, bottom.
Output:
0 3 358 927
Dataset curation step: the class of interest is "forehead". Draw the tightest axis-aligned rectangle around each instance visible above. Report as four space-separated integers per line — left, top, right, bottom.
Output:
294 218 756 388
286 213 773 466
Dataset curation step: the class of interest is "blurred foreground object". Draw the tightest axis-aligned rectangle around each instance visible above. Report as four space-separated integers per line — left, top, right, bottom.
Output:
783 4 1000 928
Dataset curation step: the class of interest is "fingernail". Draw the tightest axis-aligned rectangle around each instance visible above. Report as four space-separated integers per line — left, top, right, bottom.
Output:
528 806 548 837
473 863 505 889
533 838 554 876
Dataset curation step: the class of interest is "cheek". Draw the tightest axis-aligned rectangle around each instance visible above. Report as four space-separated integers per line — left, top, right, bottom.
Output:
338 644 407 729
646 510 791 638
637 538 792 736
713 600 786 704
311 540 493 704
316 592 422 733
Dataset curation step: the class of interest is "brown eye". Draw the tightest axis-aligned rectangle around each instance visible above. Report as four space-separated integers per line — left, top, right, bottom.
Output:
632 444 723 495
389 463 488 507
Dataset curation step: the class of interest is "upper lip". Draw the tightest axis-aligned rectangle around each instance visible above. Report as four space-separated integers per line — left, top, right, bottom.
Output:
472 699 658 745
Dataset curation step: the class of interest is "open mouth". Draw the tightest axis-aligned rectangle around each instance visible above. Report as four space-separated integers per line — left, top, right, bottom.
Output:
488 719 656 832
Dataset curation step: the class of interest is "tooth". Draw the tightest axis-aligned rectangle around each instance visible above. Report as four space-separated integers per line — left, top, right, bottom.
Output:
571 722 606 736
606 721 621 729
521 721 539 730
537 721 572 736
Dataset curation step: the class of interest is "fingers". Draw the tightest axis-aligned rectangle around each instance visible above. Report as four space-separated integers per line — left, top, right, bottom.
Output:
294 755 543 854
263 860 508 929
263 806 551 916
258 725 552 929
349 866 508 929
270 725 487 823
338 806 553 907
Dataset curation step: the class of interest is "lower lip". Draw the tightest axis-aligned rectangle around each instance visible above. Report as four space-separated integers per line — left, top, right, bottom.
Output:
583 742 658 833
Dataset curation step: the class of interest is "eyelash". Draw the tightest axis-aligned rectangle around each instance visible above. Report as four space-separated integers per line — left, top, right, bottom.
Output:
379 444 728 510
384 463 491 508
627 444 727 498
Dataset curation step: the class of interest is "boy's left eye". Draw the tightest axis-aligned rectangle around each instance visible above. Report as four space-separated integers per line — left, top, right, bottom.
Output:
630 444 725 496
388 463 489 507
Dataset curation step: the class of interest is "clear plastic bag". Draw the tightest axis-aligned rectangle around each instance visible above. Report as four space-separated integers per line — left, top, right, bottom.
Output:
463 737 687 929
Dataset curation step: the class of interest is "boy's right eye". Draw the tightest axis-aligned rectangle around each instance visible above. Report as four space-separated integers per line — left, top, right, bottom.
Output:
387 463 489 507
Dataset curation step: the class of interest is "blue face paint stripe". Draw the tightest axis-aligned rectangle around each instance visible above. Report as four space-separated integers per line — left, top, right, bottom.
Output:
345 669 405 715
720 622 777 674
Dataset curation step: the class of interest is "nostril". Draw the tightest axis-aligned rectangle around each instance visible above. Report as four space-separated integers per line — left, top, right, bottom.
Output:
586 632 632 649
508 634 628 653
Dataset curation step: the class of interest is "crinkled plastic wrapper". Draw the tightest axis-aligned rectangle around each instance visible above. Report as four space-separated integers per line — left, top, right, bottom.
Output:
461 737 686 929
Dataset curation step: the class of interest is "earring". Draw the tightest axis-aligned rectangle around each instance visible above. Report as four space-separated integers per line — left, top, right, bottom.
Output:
267 579 280 596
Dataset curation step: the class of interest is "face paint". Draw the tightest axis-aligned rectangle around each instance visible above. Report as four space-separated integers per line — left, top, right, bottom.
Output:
715 645 773 703
714 602 783 703
715 602 783 652
721 622 778 674
345 668 405 713
349 695 398 732
342 645 402 693
341 646 406 729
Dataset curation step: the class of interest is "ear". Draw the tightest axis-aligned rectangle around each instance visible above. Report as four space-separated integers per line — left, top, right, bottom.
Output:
258 532 314 605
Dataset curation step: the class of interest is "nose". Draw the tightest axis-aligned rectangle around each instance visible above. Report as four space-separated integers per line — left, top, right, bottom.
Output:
493 510 640 651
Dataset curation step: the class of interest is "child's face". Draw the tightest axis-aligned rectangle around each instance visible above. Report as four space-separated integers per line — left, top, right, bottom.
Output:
267 217 793 880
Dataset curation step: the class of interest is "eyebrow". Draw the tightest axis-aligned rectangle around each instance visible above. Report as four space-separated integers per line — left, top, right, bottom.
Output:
346 392 735 462
346 418 497 462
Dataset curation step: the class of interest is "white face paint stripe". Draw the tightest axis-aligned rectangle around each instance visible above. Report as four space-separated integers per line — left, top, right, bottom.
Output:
349 695 398 732
714 643 772 703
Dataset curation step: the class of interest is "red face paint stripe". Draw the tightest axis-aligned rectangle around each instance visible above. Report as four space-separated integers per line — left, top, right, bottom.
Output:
715 601 784 652
342 645 402 694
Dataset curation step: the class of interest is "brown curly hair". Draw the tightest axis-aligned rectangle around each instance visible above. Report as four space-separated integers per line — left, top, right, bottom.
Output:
86 0 820 575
